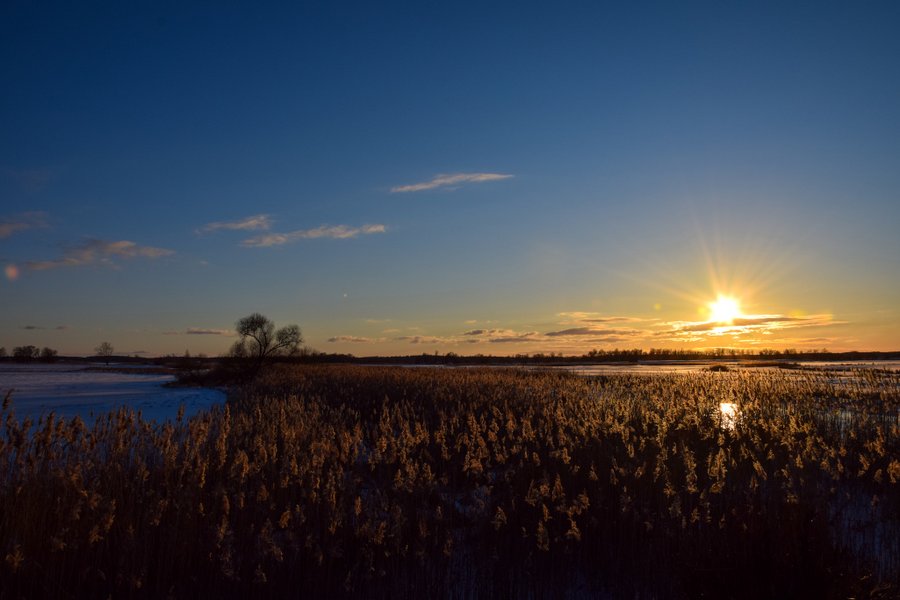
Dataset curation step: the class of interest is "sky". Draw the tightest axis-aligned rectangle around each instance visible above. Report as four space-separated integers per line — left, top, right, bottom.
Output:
2 1 899 357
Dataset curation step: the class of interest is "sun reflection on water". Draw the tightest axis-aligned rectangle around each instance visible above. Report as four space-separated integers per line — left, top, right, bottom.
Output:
719 402 738 430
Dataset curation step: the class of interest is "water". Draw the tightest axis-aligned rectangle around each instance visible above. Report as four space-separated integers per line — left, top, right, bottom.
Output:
0 363 224 423
543 360 900 376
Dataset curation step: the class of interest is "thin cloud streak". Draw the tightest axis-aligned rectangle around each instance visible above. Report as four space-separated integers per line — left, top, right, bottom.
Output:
668 314 836 333
185 328 232 336
393 335 447 344
21 324 68 331
0 212 47 239
659 313 842 341
558 312 653 324
331 309 848 354
545 327 641 337
242 224 386 247
163 328 233 336
198 214 273 233
391 173 513 193
25 239 174 271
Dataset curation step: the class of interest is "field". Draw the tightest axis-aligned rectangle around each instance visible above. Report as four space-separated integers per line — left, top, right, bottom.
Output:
1 366 898 598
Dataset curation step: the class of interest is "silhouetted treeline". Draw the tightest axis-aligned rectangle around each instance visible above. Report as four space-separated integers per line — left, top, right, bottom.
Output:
3 347 899 370
288 348 900 366
0 345 59 362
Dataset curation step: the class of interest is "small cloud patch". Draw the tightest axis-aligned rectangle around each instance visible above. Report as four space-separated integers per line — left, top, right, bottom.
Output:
242 224 386 247
327 336 379 343
186 328 232 336
26 239 174 271
198 214 272 234
391 173 513 193
0 212 47 239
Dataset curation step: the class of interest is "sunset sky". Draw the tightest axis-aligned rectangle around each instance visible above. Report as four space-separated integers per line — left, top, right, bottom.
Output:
2 1 899 357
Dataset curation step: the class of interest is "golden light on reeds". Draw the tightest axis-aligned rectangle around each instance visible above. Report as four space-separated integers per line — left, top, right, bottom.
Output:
0 365 897 596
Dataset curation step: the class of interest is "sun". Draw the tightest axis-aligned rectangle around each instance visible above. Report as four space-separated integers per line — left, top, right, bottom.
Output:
708 295 742 324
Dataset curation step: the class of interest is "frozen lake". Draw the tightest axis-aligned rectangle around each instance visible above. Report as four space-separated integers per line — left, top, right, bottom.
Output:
0 363 224 423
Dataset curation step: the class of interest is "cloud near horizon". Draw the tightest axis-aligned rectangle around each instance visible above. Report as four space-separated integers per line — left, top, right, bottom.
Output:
393 335 449 345
325 309 847 353
163 328 234 336
186 328 233 335
26 239 174 271
327 335 382 343
198 214 272 234
557 312 652 325
390 173 513 193
324 325 646 348
659 313 842 341
242 224 386 247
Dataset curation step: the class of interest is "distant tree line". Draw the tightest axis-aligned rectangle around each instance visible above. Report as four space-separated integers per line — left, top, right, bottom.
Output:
293 347 900 366
0 345 59 362
0 341 116 364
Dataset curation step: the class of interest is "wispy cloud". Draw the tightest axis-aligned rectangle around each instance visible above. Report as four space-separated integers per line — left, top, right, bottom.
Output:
393 335 448 344
25 239 174 271
21 324 67 331
331 308 846 355
658 314 842 341
489 333 543 343
198 214 272 234
163 328 233 336
390 172 513 193
558 312 652 324
242 224 386 247
0 212 47 239
462 328 537 340
545 327 641 337
186 328 232 335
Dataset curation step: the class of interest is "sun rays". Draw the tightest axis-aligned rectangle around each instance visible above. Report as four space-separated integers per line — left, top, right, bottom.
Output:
707 295 743 324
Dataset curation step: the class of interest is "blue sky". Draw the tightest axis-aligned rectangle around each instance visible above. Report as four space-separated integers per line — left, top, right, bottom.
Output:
2 1 899 356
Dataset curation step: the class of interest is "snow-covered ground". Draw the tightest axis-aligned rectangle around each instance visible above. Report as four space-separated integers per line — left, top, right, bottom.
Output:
0 363 224 424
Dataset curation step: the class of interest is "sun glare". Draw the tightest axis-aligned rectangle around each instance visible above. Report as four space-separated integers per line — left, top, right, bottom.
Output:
708 295 742 324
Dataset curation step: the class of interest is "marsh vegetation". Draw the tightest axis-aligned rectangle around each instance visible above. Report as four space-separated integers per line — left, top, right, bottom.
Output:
1 367 898 598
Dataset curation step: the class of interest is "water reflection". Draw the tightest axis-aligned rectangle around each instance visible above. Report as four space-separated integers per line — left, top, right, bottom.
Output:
719 402 738 430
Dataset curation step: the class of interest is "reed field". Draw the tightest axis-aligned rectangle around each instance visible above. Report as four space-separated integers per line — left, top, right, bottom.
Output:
1 366 898 598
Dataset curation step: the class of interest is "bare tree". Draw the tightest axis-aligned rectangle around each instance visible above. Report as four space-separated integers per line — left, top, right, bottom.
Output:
230 313 302 377
13 345 39 361
95 341 114 365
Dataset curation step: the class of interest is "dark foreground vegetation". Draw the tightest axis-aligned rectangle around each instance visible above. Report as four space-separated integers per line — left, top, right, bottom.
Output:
1 367 899 598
